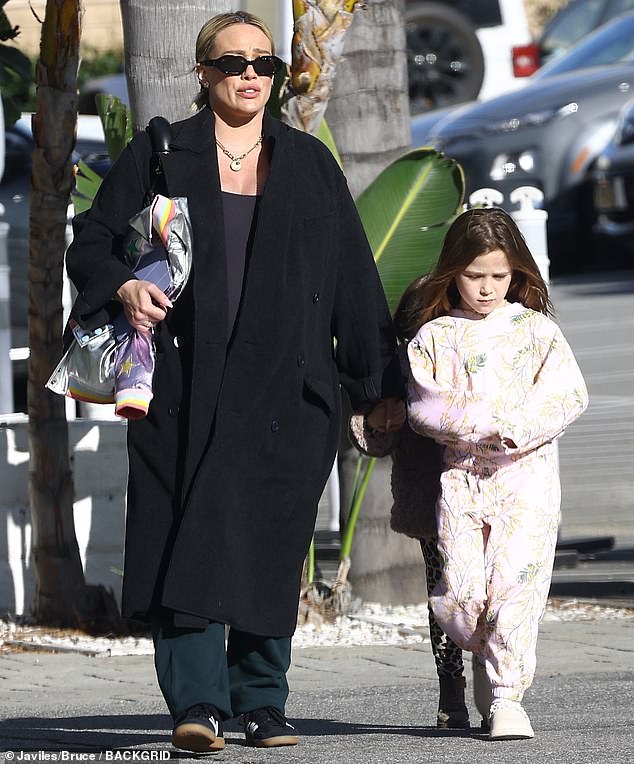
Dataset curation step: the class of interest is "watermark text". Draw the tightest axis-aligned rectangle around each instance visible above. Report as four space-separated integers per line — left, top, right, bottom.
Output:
3 752 172 762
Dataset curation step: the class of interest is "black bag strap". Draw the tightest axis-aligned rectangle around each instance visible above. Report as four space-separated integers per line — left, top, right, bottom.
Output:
145 115 172 205
66 116 175 341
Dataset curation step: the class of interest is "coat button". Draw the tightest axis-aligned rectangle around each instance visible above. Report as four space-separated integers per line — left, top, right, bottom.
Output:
173 336 180 348
168 405 179 416
312 292 320 303
271 419 280 432
297 354 305 367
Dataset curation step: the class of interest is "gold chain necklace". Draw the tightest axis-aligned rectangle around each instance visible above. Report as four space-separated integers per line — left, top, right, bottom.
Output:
215 134 263 172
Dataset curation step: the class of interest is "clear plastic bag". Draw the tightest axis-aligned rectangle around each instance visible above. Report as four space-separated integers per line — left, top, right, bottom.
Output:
46 321 117 404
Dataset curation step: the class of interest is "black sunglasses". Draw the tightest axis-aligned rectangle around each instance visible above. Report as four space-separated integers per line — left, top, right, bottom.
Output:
201 54 283 78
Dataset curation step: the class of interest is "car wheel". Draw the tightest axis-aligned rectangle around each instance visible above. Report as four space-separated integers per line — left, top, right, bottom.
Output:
406 2 485 114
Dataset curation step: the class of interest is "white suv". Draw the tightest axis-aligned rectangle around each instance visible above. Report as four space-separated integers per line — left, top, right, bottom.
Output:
406 0 531 113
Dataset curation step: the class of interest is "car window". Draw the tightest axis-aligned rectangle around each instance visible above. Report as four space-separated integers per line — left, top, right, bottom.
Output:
452 0 502 27
535 12 634 78
540 0 606 61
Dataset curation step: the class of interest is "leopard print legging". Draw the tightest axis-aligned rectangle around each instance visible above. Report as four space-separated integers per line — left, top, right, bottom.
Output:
420 537 465 679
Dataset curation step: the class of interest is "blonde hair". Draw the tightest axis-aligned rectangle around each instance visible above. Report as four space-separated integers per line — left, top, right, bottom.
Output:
192 11 276 112
407 207 553 329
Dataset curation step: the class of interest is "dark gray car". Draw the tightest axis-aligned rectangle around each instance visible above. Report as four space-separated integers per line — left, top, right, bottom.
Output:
592 97 634 261
414 12 634 273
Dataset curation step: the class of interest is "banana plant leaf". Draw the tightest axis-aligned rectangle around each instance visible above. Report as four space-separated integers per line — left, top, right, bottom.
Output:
72 159 104 214
356 148 464 311
71 94 133 212
316 118 342 169
95 93 133 164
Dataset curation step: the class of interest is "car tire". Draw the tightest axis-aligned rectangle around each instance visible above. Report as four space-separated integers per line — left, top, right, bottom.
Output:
406 2 485 114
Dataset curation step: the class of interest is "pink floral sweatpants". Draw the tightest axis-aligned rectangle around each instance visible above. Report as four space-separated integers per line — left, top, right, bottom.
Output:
429 446 560 702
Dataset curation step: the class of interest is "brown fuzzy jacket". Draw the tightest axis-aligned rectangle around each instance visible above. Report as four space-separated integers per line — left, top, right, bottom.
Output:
348 408 443 539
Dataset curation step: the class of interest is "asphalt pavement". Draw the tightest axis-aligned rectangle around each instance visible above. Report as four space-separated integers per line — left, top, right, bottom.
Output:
1 590 633 763
1 271 633 762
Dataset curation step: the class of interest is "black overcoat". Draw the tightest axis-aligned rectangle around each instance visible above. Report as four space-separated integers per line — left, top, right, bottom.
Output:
65 107 401 636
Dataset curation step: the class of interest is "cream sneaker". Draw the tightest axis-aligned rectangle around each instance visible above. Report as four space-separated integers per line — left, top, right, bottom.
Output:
488 698 534 740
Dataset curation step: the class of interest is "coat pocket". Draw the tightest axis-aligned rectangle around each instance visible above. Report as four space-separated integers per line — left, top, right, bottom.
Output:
303 375 335 415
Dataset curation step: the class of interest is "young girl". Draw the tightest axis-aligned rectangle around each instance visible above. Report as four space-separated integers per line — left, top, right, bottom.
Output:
406 207 588 740
349 276 471 730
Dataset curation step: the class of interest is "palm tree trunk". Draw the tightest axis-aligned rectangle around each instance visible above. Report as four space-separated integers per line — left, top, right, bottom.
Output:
325 0 410 198
325 0 425 604
119 0 231 130
28 0 85 625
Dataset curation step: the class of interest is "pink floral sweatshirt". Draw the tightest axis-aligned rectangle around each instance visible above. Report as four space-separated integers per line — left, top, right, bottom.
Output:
407 302 588 470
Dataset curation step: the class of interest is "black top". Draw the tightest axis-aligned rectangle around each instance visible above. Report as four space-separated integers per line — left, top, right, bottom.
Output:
221 191 261 341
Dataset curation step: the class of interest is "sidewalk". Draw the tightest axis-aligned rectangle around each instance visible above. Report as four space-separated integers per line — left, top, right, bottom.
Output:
1 599 633 763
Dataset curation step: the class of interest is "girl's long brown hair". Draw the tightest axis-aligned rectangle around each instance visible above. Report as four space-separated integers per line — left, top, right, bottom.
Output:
397 207 553 339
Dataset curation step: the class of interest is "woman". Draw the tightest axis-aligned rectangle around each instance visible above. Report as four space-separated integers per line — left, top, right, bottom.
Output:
65 10 402 754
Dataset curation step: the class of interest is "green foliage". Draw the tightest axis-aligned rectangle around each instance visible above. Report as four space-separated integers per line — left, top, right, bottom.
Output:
71 94 132 211
77 47 124 90
340 455 376 560
95 93 133 163
72 159 104 214
0 44 124 123
356 148 465 311
338 147 465 566
0 0 34 125
316 118 342 168
306 538 316 584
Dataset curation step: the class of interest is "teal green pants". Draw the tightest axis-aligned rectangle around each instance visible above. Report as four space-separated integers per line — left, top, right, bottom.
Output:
151 620 292 720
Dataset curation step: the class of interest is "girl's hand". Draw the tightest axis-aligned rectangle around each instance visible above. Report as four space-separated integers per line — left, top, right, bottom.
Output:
366 397 406 434
116 279 173 333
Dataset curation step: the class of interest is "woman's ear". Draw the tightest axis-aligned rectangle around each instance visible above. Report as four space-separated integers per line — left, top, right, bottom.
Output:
195 63 208 88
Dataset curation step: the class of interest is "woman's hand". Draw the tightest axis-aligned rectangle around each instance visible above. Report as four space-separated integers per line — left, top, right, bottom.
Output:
365 397 406 434
116 279 173 333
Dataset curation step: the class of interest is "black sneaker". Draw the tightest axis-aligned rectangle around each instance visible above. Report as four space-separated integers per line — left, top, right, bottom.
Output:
171 703 225 752
244 706 299 748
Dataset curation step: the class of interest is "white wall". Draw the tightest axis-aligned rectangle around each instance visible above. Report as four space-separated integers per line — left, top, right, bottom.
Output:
0 416 128 616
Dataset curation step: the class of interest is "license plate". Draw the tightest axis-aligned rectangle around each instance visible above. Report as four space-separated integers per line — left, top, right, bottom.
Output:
594 176 628 211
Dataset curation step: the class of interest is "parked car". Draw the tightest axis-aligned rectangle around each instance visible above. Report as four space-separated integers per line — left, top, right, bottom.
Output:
1 113 109 412
406 0 530 113
413 11 634 273
412 9 634 151
78 73 129 114
512 0 634 77
592 97 634 260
